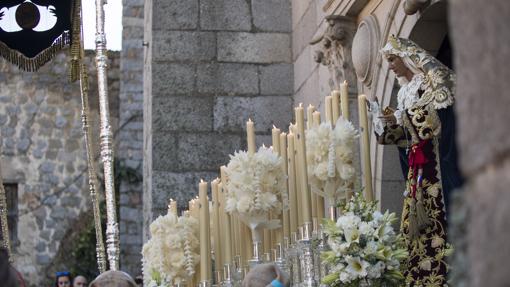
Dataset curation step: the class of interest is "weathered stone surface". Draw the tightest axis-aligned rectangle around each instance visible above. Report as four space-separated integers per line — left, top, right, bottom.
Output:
152 96 213 132
214 96 293 133
153 0 198 30
176 133 242 171
200 0 251 31
153 32 216 62
152 63 195 94
217 32 291 63
291 0 312 29
151 131 178 171
0 51 121 285
252 0 292 32
450 0 510 176
151 171 218 212
292 0 317 61
293 45 316 92
197 63 259 94
467 159 510 287
260 64 293 95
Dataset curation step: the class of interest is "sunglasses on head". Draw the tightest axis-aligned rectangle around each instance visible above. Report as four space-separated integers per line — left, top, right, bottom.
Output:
56 271 71 277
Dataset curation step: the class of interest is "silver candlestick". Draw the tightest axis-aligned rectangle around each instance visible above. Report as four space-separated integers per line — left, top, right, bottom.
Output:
222 263 234 287
289 232 301 286
299 222 317 287
248 241 263 267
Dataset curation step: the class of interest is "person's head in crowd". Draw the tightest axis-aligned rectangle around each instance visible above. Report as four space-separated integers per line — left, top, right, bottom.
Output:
73 275 88 287
134 275 143 287
55 271 72 287
89 270 137 287
242 263 289 287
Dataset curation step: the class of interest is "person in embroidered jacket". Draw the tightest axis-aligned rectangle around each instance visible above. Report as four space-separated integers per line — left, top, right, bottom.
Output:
367 36 463 286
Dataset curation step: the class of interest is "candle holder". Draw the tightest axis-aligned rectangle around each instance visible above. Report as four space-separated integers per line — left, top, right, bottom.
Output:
274 243 286 272
222 263 235 287
299 222 317 287
248 241 263 267
314 226 329 287
328 205 338 221
213 270 222 287
233 255 243 283
288 232 301 286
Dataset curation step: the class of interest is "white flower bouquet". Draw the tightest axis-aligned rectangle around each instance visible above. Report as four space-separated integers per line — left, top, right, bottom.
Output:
224 145 285 238
321 193 407 287
306 117 359 204
142 213 200 287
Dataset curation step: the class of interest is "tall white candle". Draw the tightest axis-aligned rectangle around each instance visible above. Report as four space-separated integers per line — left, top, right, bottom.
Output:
199 180 211 281
358 95 373 201
247 119 256 155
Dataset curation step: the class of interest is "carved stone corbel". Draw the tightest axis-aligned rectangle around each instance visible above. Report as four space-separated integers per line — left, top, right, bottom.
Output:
403 0 431 15
310 15 357 91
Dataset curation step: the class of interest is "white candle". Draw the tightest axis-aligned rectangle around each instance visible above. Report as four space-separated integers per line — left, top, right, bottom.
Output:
341 81 350 120
287 132 298 235
331 90 340 123
247 119 256 155
325 96 333 124
307 104 315 130
312 111 321 127
280 132 290 240
199 180 211 281
211 179 222 269
272 125 281 155
168 198 177 217
358 95 373 201
295 104 312 224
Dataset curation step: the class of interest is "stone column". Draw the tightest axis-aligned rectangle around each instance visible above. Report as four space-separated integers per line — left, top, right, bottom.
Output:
449 1 510 286
143 0 293 239
118 0 144 276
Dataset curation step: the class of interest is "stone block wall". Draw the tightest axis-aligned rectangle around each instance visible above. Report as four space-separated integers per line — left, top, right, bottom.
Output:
119 0 144 276
449 1 510 286
0 51 120 286
143 0 294 236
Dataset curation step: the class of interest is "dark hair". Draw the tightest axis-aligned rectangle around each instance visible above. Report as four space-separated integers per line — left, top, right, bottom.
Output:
55 271 72 287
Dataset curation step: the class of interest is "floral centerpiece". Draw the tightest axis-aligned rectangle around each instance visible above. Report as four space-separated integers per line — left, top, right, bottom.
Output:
321 193 407 287
142 213 200 287
306 117 359 205
224 145 285 239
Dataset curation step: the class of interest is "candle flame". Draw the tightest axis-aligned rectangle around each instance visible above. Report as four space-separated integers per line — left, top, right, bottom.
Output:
200 179 204 183
343 80 347 84
299 103 303 108
273 124 277 129
248 118 253 122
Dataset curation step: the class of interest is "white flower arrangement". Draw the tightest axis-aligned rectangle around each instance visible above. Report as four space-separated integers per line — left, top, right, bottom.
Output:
321 193 408 287
306 117 359 204
223 146 285 237
224 146 285 215
142 213 200 287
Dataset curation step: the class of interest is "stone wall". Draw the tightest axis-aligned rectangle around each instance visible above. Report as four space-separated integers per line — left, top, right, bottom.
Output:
0 51 120 286
119 0 145 276
449 1 510 286
143 0 294 237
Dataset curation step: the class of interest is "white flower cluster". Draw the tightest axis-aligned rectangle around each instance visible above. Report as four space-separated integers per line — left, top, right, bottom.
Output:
322 194 407 287
306 117 358 203
224 146 285 215
142 213 200 287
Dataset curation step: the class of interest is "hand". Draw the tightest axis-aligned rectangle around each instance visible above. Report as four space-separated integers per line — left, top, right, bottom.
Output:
378 114 396 126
